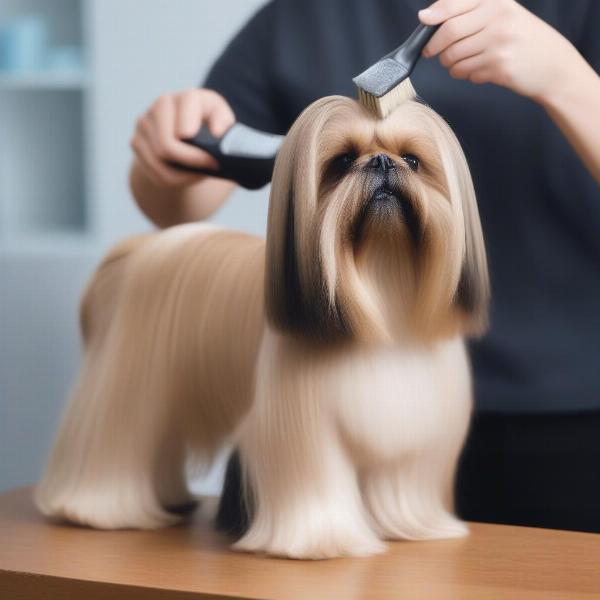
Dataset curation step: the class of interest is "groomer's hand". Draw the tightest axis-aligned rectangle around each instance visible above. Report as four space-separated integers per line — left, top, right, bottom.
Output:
130 88 235 187
418 0 583 102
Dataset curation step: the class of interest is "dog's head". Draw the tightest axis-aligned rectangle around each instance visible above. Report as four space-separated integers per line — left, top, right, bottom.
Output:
265 95 489 344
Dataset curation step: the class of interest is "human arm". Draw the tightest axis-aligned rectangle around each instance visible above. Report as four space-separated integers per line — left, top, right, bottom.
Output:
419 0 600 185
130 2 282 229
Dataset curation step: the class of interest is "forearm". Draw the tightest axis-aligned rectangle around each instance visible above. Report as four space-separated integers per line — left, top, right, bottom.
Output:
130 159 235 228
538 55 600 186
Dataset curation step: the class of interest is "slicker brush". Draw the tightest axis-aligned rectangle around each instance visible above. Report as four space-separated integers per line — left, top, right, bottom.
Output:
353 23 440 118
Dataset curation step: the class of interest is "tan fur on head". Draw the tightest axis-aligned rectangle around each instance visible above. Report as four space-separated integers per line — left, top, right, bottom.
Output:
36 96 489 559
266 96 489 345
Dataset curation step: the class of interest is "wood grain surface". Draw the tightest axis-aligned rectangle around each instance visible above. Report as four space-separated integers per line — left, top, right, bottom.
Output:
0 486 598 599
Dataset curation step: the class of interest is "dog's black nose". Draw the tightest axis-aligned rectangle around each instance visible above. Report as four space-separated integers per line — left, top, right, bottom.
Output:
367 153 395 172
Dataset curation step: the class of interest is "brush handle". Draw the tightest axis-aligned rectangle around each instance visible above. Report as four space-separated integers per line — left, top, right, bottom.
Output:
168 122 284 190
388 23 440 75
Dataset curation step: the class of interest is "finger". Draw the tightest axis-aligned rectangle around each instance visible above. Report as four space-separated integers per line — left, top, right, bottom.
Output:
419 0 480 26
149 130 219 171
134 134 206 187
467 67 496 85
175 91 203 139
438 30 487 68
149 101 219 170
134 151 167 187
447 52 488 80
199 90 236 137
131 135 171 186
423 7 488 57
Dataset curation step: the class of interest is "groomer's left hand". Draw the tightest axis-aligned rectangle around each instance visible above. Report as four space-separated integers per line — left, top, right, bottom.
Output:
418 0 583 103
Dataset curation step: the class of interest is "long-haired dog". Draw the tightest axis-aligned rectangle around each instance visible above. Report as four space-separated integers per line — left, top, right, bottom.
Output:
36 94 489 559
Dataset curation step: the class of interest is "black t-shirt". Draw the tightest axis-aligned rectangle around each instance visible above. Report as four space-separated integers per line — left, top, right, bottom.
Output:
205 0 600 413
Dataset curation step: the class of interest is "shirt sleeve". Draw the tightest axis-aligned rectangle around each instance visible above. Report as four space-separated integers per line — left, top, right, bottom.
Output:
203 1 284 134
578 1 600 72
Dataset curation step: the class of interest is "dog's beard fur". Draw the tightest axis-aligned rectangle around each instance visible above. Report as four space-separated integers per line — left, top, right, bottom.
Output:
35 95 490 560
266 96 489 345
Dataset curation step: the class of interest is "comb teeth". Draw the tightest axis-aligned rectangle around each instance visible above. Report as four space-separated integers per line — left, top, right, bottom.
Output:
356 78 417 119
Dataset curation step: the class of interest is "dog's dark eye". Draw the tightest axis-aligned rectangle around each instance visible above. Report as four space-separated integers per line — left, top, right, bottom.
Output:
401 154 420 172
330 151 357 174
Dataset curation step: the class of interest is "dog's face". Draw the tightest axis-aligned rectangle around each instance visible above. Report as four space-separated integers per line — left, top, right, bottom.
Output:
266 96 489 344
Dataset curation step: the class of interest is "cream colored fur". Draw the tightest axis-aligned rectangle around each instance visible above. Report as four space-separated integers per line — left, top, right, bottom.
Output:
36 95 489 559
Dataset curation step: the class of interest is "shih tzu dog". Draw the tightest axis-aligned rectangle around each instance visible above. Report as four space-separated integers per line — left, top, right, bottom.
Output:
36 93 489 559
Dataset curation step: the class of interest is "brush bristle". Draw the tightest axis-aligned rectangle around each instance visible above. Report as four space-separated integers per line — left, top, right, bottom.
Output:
357 78 417 118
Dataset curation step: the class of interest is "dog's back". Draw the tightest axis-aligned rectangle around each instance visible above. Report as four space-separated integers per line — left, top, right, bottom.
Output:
36 223 265 529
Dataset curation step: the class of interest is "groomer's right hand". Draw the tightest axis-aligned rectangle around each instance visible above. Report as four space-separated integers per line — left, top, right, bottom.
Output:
130 88 235 187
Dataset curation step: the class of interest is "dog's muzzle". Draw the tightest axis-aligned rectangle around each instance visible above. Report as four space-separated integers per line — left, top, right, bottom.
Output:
365 154 402 208
356 156 422 243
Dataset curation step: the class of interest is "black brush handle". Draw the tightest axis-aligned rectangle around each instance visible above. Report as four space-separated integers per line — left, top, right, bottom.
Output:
389 23 440 74
168 122 284 190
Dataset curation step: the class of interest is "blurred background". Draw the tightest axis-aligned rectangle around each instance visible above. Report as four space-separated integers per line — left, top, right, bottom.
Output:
0 0 268 493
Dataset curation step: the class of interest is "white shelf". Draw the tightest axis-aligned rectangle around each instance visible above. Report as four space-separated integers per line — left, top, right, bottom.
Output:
0 71 89 91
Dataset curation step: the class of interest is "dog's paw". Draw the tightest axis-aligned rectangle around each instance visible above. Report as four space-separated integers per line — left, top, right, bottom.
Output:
423 517 469 540
382 515 469 542
36 486 181 530
232 525 386 560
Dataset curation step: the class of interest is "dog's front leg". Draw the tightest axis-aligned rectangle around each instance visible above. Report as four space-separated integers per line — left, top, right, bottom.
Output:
234 432 385 559
232 332 385 559
362 449 469 541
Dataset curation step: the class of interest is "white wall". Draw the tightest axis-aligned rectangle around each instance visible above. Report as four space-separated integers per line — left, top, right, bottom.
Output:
0 0 268 493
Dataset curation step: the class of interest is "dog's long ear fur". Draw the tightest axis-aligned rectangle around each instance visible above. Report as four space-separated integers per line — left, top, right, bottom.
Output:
265 96 489 341
265 96 353 341
434 117 490 336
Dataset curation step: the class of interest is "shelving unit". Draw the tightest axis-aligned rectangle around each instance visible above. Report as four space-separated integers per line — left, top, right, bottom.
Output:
0 0 92 252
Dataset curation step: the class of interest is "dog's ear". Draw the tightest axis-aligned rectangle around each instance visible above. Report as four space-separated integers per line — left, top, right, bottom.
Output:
439 122 490 336
264 97 352 341
455 166 490 336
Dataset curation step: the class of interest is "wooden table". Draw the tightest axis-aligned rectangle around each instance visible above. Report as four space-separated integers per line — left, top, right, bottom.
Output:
1 486 598 599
